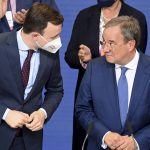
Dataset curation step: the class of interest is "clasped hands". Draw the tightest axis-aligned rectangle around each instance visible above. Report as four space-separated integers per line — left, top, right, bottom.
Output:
5 109 45 131
104 132 136 150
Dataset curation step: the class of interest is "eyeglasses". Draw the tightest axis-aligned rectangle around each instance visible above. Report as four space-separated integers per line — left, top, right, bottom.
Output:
100 41 117 49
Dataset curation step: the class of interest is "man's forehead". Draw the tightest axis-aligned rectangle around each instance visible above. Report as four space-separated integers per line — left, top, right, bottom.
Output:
103 26 121 37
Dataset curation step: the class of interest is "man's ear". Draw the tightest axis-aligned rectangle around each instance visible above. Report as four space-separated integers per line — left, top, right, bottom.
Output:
127 40 136 52
31 32 39 41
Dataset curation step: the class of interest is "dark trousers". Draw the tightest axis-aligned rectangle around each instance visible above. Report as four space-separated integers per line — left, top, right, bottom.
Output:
9 136 26 150
72 116 87 150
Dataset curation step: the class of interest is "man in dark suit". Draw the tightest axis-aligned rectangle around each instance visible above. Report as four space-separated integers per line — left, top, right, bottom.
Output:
0 0 58 33
65 1 147 149
0 3 63 150
76 16 150 150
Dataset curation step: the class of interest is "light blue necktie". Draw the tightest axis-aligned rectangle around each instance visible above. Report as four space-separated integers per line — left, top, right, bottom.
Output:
118 67 128 127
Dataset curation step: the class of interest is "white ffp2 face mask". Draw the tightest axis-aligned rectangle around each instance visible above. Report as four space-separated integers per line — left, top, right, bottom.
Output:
36 36 62 53
42 37 62 53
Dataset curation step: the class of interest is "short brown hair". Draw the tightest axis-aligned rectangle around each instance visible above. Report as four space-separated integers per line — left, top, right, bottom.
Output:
23 3 64 34
104 16 141 48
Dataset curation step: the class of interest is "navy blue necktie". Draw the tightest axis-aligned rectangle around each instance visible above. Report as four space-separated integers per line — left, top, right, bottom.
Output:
118 67 128 127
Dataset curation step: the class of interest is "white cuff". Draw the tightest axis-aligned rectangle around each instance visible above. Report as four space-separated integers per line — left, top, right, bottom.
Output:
39 108 47 119
79 59 87 69
2 108 11 120
101 131 110 149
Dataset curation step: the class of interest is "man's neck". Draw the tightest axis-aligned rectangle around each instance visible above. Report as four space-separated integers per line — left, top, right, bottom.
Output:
21 30 36 50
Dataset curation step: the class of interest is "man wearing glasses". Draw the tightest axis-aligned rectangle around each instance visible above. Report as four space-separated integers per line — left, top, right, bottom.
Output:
76 16 150 150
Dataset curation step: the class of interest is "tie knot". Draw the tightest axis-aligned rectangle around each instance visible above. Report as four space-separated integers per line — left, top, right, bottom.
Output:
121 67 128 75
28 49 34 57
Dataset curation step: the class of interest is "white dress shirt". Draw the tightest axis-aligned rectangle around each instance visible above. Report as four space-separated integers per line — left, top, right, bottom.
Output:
101 50 140 149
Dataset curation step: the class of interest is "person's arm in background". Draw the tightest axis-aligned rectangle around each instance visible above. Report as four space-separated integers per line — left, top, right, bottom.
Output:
138 13 147 53
13 0 59 25
65 11 87 69
0 0 7 19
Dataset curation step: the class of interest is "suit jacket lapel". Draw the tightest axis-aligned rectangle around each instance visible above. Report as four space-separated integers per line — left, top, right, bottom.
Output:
6 32 24 100
127 54 150 119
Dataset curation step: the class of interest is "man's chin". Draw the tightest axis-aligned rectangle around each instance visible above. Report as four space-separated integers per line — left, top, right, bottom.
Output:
106 56 114 63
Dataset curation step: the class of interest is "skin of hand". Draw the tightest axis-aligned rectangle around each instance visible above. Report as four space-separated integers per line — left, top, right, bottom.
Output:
101 49 105 56
115 136 135 150
105 132 135 150
0 0 8 18
13 9 28 24
78 44 92 63
25 109 45 132
5 110 30 128
104 132 123 150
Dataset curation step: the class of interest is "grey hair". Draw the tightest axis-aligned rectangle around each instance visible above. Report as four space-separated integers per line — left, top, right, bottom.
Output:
104 16 141 48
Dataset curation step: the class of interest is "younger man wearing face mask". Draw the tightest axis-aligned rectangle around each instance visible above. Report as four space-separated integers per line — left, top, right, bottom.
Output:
0 3 63 150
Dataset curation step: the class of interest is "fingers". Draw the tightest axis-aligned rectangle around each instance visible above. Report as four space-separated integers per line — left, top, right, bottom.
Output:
104 132 123 149
78 44 91 62
26 117 42 131
116 136 135 150
25 111 45 132
13 9 27 24
5 110 30 128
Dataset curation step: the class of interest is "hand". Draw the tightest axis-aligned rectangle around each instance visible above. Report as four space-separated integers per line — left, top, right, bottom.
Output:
25 110 45 131
116 136 135 150
0 0 8 18
13 9 28 24
104 132 123 149
5 110 30 128
78 44 92 63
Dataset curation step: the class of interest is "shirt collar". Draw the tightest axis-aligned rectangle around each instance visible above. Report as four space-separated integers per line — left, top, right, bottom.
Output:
17 28 38 52
17 28 30 51
115 50 139 70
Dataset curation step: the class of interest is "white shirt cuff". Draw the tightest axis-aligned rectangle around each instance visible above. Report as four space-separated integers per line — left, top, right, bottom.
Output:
79 59 87 69
2 108 11 120
101 131 110 149
39 108 47 119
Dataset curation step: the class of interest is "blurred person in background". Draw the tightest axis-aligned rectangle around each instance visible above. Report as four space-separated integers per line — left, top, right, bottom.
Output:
0 0 58 33
0 0 7 19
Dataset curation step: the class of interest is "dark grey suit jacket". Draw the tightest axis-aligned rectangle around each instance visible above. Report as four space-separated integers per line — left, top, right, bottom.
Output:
0 31 63 150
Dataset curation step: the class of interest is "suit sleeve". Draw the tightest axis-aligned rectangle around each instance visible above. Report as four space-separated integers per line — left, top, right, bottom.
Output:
75 61 109 145
137 13 147 53
134 124 150 149
41 53 63 121
65 11 85 69
0 105 7 124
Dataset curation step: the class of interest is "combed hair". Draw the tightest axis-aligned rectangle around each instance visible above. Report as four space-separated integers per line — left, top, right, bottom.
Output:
23 3 64 34
104 16 141 48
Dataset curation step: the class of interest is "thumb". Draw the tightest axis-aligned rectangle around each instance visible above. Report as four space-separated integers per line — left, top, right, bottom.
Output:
28 114 34 122
79 44 86 49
